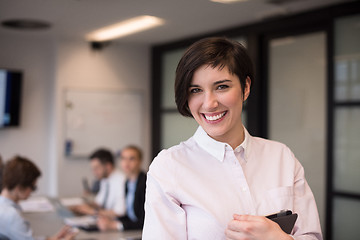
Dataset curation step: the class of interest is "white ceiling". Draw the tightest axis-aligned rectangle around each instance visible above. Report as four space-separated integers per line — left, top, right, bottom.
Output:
0 0 353 45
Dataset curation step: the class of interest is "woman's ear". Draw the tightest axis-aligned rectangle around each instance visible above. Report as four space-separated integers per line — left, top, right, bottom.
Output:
243 76 251 101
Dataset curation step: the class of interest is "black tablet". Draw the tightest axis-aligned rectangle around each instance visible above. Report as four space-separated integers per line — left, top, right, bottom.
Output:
266 211 298 234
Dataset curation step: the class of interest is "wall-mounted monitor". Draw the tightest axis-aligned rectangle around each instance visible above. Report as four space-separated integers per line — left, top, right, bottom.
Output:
0 69 22 128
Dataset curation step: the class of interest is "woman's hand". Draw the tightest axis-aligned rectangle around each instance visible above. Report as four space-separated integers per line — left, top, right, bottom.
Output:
225 214 293 240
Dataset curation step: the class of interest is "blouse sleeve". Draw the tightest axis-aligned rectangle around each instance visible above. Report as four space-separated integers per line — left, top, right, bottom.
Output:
142 154 187 239
290 149 323 240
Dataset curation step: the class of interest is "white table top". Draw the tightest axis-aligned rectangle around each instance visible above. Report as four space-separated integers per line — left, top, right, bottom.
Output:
23 198 142 240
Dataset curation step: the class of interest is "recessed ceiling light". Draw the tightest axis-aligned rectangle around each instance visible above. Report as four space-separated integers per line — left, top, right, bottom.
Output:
1 19 51 30
86 15 164 42
210 0 248 3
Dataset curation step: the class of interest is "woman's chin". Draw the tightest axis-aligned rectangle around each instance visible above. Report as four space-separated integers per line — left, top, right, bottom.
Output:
202 127 228 141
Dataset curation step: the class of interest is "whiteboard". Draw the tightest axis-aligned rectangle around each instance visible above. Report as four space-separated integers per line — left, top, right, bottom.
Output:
64 89 143 157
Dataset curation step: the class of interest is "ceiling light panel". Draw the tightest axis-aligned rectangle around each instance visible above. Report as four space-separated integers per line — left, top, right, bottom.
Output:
86 15 164 42
210 0 248 4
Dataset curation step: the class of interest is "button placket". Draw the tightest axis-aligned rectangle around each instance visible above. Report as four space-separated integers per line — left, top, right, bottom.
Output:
225 149 255 215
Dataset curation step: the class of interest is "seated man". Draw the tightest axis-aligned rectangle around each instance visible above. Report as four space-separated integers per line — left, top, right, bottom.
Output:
71 148 126 217
97 145 146 231
0 156 77 240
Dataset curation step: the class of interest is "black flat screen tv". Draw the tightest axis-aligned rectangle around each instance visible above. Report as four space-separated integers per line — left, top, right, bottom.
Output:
0 69 22 128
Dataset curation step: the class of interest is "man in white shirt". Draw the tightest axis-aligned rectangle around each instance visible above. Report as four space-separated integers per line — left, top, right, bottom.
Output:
71 149 126 217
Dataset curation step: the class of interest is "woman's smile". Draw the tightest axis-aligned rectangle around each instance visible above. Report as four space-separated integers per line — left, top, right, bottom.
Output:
202 111 227 123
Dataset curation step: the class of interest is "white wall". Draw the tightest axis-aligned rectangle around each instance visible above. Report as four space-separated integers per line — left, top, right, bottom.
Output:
0 35 151 197
0 35 55 195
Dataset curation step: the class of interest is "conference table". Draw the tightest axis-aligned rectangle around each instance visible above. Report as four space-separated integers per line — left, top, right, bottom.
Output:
23 198 142 240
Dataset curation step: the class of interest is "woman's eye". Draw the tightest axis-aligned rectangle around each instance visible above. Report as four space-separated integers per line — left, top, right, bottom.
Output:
190 88 202 94
217 85 229 90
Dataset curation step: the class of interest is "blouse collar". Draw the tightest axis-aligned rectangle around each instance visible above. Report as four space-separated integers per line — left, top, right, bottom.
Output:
193 125 251 162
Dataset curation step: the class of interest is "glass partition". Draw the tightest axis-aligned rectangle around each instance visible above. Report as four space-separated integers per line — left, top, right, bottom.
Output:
333 197 360 240
161 48 186 109
334 108 360 193
268 32 327 230
332 14 360 240
334 15 360 101
161 112 199 149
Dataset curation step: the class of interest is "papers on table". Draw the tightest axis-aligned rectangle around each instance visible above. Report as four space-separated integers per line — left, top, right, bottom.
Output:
59 197 84 207
64 215 97 227
19 197 55 213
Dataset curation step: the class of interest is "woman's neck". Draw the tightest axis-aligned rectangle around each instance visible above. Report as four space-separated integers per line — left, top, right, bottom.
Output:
211 123 245 149
1 188 19 203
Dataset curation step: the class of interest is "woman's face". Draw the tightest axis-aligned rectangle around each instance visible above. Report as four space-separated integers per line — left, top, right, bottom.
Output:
188 65 250 145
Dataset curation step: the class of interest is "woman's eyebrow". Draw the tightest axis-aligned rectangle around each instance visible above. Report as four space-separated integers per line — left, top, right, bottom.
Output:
214 79 232 85
189 79 231 88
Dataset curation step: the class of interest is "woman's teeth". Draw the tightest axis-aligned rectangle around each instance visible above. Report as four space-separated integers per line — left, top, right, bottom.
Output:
204 112 226 121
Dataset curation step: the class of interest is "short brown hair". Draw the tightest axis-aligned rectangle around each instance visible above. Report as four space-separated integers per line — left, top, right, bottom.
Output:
2 156 41 191
175 37 254 117
89 148 114 166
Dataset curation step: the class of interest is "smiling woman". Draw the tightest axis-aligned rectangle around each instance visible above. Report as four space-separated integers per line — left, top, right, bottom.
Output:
142 37 322 240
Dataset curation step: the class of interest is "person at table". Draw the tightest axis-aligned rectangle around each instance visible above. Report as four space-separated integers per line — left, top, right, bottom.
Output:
142 37 322 240
71 148 126 218
0 156 77 240
97 145 146 231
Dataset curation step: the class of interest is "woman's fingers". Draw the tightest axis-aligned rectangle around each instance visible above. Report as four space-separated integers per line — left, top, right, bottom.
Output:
227 218 256 233
225 225 251 240
226 214 291 240
233 214 266 222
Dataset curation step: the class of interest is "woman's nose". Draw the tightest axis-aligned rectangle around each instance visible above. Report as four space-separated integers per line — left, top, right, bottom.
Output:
203 92 218 111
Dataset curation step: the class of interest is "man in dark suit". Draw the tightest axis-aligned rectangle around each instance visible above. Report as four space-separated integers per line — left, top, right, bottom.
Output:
97 145 146 231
